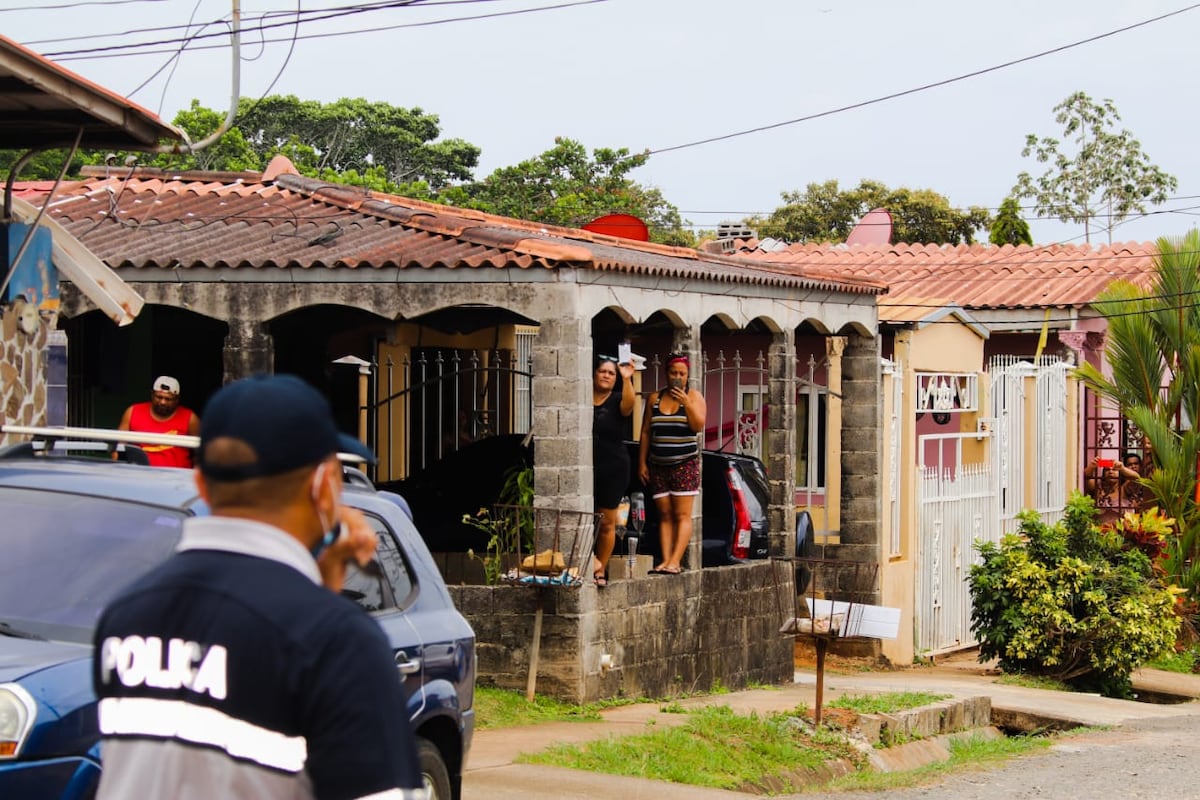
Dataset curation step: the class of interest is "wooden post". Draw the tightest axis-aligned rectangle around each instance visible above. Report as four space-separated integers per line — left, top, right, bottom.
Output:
814 638 828 725
526 590 545 701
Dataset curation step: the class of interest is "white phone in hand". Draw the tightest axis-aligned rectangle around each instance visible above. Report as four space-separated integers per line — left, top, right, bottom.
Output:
618 342 632 365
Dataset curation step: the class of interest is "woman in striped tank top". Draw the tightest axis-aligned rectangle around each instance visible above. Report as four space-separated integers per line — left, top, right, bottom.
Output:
638 353 707 574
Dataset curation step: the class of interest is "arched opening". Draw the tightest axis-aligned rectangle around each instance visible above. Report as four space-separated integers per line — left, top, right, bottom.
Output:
269 304 391 441
61 305 226 427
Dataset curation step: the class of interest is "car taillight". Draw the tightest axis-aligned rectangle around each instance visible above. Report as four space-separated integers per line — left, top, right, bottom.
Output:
728 466 752 559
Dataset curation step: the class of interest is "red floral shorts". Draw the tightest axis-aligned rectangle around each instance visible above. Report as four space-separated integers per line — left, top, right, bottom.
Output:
648 456 700 499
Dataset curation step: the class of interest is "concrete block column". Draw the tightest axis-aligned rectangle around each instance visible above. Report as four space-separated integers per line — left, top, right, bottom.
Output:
222 316 273 382
836 332 883 604
766 329 796 557
529 308 591 516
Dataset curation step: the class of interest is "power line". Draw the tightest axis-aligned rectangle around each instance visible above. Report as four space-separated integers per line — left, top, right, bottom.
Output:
677 195 1200 218
31 0 607 60
0 0 169 10
645 3 1200 157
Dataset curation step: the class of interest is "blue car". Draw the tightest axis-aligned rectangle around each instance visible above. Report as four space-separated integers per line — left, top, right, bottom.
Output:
0 438 475 800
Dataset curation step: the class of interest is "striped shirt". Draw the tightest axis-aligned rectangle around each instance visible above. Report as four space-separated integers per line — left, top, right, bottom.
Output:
647 397 699 466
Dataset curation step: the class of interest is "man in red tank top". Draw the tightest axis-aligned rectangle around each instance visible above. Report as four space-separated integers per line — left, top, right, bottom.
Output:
117 375 201 467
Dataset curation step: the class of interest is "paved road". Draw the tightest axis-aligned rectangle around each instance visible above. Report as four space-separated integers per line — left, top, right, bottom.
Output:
822 715 1200 799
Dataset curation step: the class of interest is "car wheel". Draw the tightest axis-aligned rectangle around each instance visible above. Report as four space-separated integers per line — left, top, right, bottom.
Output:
417 736 452 800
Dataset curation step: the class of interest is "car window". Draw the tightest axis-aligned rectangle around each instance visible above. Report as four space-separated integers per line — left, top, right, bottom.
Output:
341 512 416 612
0 487 184 642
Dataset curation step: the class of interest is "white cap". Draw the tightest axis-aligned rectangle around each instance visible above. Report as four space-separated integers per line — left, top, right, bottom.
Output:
153 375 180 395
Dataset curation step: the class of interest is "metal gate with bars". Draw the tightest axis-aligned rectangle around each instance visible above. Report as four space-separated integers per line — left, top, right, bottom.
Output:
915 435 998 655
914 356 1069 656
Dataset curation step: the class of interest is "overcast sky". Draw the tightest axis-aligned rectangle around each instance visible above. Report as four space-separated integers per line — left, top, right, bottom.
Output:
4 0 1198 245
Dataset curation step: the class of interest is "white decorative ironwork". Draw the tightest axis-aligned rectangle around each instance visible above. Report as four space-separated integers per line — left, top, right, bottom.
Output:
915 372 978 413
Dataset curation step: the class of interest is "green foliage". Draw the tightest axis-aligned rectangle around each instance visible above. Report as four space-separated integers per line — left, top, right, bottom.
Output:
1074 230 1200 602
233 95 479 189
496 462 534 508
521 705 863 792
1147 644 1200 674
0 148 89 181
995 672 1073 692
989 197 1033 246
475 686 640 729
1013 91 1177 243
828 691 949 714
968 494 1180 697
752 178 992 245
445 137 693 246
462 464 535 584
3 99 694 247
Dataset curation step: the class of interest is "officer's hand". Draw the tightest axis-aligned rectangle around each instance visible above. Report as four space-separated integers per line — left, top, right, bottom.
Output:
317 506 379 593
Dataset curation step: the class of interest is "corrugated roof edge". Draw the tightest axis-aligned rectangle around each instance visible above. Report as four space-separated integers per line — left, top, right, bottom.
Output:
273 173 887 295
71 164 886 294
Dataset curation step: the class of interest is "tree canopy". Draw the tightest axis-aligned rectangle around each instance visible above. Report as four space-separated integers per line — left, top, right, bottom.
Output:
1013 91 1178 244
751 179 992 245
444 137 691 245
989 197 1033 246
2 99 693 246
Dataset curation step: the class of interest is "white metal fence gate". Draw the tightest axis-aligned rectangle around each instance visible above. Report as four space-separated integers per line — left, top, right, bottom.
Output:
989 356 1069 533
915 434 999 655
1035 361 1069 520
914 357 1070 656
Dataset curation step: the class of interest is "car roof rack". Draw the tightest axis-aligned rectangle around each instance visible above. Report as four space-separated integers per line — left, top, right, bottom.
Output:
2 424 199 450
0 424 374 468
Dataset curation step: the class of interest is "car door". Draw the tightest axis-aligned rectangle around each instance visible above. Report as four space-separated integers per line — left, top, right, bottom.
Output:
340 511 427 722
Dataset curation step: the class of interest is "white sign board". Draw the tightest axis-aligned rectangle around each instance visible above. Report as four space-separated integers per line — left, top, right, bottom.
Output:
794 598 900 640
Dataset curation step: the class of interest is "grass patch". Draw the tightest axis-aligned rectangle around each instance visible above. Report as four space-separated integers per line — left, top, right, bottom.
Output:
475 687 643 730
1147 646 1199 674
520 705 862 792
995 672 1072 692
821 730 1056 793
827 691 950 714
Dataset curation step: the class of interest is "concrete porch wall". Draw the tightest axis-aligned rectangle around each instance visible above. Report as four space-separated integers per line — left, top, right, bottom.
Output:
446 560 794 704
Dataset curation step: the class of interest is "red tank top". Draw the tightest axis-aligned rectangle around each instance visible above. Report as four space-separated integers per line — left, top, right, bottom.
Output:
128 402 195 468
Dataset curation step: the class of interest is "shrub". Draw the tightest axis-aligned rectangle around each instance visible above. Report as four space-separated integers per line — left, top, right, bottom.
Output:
968 492 1180 697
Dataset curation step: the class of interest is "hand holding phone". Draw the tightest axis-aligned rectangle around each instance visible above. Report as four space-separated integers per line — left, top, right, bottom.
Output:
669 377 685 391
317 507 379 593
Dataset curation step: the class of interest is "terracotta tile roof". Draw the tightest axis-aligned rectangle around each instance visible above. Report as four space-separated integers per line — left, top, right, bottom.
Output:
725 240 1160 309
0 34 185 150
877 296 989 337
15 163 885 296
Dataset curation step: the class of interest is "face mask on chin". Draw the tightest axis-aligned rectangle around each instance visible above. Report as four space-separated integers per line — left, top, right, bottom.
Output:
308 462 343 559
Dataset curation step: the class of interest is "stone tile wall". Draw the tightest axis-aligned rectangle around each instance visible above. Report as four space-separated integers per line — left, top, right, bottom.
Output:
0 303 49 438
447 560 794 704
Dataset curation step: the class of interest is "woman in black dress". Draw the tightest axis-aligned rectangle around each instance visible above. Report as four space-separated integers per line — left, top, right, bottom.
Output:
593 354 636 586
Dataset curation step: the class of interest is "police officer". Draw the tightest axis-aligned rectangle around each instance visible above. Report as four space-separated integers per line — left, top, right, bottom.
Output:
93 374 425 799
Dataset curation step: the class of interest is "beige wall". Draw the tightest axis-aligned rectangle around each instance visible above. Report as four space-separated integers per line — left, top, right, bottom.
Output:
907 321 983 372
880 319 986 666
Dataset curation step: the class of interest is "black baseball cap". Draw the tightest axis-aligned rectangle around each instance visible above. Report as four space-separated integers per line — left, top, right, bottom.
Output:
197 374 375 481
